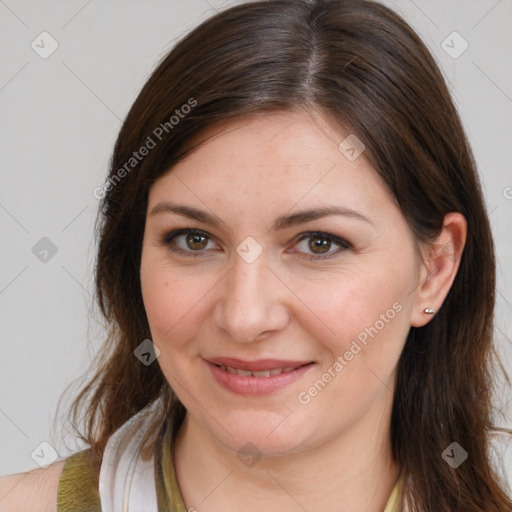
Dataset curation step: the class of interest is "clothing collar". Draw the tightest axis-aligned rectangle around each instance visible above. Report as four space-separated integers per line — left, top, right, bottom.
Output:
155 412 404 512
98 398 404 511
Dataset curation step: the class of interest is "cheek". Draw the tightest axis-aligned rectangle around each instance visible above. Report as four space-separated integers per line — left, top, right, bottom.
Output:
294 264 411 346
141 254 229 362
140 260 212 348
288 265 415 401
292 273 412 419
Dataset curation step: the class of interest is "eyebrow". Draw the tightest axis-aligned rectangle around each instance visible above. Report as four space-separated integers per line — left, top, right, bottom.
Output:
148 201 374 230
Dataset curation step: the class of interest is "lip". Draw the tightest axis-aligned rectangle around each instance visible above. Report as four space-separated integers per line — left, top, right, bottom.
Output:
204 357 316 396
206 356 313 372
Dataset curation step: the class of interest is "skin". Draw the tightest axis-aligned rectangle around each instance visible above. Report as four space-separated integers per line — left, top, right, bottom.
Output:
140 110 466 512
0 460 66 512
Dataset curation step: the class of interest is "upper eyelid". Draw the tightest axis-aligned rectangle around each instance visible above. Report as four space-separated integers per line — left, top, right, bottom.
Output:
292 232 349 248
162 228 214 245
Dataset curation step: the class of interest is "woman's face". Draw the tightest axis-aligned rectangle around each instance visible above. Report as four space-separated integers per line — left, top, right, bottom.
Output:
140 111 424 456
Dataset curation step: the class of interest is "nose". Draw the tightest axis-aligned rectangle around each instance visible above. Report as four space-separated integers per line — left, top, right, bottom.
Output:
213 252 290 343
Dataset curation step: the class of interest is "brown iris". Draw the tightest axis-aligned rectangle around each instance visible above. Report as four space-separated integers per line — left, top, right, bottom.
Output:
309 236 330 254
186 233 208 250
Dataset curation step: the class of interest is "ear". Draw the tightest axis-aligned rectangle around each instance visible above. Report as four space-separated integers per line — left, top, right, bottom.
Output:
410 212 467 327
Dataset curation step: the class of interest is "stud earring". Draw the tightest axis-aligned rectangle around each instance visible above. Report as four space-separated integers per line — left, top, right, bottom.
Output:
423 308 435 315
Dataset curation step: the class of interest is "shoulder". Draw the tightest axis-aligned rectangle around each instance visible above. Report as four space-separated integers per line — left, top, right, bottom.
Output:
0 459 66 512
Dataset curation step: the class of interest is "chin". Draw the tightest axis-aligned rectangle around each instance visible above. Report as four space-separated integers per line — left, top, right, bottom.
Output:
196 408 315 458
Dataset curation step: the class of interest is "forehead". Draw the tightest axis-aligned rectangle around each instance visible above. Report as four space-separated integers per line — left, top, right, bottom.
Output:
148 111 396 224
175 110 357 178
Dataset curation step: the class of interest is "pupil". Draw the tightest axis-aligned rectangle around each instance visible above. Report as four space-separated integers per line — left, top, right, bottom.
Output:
187 233 207 250
309 237 330 254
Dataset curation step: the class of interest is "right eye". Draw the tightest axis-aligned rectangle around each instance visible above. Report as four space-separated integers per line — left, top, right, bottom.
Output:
162 228 220 256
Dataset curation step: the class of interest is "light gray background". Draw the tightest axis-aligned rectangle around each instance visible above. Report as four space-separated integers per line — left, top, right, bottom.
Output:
1 0 511 490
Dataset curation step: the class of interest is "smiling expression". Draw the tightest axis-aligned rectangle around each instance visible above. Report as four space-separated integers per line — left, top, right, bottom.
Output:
140 110 424 456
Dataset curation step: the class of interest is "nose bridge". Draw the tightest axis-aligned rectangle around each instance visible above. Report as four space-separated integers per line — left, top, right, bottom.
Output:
214 252 288 343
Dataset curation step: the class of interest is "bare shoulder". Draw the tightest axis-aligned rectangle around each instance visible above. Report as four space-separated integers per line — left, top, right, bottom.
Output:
0 459 67 512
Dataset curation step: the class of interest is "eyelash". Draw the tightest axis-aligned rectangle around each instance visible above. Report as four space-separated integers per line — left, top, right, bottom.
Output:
161 228 351 260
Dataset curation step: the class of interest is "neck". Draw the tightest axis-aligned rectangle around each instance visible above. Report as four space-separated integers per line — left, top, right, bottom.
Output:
173 395 401 512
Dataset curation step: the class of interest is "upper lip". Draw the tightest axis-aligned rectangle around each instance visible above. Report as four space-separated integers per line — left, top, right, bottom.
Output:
205 357 314 372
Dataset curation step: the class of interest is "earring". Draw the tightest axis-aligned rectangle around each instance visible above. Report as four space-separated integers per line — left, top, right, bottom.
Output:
423 308 435 315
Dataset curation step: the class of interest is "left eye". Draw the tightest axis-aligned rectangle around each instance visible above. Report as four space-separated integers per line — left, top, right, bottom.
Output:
292 232 350 259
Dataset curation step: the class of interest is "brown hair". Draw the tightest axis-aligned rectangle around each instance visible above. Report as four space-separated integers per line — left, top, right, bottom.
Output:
57 0 512 509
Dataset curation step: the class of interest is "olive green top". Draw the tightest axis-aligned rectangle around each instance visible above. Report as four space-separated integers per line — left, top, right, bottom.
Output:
57 421 403 511
56 449 101 512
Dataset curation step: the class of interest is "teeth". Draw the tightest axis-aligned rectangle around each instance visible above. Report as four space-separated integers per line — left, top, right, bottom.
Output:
218 364 300 377
252 370 271 377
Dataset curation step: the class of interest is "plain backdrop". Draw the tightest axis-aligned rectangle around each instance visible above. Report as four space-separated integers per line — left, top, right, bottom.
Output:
1 0 511 491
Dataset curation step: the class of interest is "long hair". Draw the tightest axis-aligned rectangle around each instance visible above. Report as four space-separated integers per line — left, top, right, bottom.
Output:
58 0 512 509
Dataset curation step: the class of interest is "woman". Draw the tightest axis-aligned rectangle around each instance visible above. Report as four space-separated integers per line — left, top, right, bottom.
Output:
2 0 511 510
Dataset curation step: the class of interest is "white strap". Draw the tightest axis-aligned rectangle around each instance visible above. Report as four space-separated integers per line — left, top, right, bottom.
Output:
98 399 162 512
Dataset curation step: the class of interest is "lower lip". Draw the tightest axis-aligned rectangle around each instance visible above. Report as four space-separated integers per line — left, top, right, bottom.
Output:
205 360 315 396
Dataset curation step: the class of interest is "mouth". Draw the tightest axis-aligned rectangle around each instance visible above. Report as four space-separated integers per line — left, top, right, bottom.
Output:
204 357 316 395
206 356 314 374
212 363 311 377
